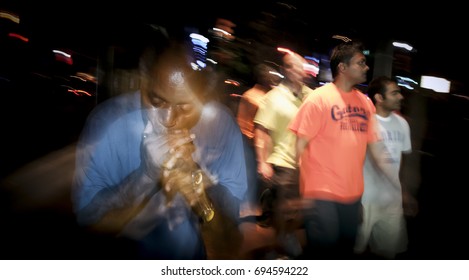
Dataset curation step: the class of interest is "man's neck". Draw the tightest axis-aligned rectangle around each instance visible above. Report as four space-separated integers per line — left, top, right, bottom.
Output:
283 80 303 98
254 83 271 93
333 77 356 93
376 107 392 118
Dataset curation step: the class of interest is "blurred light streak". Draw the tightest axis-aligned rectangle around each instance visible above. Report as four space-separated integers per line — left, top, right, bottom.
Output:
190 33 209 43
269 71 284 79
206 58 218 64
195 60 206 68
332 35 351 42
277 47 293 55
192 46 207 54
52 50 71 58
224 79 240 86
70 75 86 82
398 83 414 90
393 42 413 51
53 50 73 65
67 89 92 96
303 63 319 77
213 27 232 37
305 56 319 64
0 11 20 23
76 72 97 83
190 62 200 70
395 75 418 84
8 33 29 42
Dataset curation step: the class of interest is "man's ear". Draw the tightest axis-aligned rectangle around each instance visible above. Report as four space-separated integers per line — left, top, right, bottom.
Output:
374 93 384 103
338 62 346 72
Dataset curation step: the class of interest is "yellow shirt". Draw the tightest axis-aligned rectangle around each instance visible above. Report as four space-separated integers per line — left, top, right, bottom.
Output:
254 83 312 169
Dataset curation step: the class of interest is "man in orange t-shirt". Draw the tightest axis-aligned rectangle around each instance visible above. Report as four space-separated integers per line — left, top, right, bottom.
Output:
289 41 401 259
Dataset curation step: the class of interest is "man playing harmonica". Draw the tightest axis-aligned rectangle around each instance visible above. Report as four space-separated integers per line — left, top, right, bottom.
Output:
72 31 247 259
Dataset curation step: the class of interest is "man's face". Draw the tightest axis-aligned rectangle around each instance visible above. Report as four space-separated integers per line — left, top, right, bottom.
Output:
283 53 308 84
142 67 204 133
343 52 369 85
381 81 404 111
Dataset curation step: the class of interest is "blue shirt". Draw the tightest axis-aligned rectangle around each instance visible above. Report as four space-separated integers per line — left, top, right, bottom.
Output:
72 90 247 259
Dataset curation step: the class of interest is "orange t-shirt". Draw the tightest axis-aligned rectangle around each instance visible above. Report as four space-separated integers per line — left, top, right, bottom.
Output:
289 83 379 203
236 85 266 140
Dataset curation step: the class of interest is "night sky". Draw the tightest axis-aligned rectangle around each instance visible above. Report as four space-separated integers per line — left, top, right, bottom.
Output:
2 0 466 86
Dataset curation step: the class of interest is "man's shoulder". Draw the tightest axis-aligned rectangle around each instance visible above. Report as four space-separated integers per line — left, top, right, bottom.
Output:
391 112 410 126
303 83 333 102
264 84 283 96
301 84 315 96
83 91 142 131
92 91 140 115
200 101 236 122
242 88 265 103
104 90 140 108
194 101 241 143
311 82 334 94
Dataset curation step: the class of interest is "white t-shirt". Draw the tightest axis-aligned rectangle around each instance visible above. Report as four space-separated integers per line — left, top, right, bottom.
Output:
361 112 411 206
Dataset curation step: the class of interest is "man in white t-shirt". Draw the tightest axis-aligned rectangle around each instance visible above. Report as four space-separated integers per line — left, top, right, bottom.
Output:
355 76 418 259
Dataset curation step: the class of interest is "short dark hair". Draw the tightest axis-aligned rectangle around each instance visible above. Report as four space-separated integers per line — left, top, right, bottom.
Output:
138 38 175 77
253 63 278 87
329 41 365 78
367 76 397 104
139 38 211 100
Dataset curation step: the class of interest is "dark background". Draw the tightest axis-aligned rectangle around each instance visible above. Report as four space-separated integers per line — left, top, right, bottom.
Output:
1 0 468 260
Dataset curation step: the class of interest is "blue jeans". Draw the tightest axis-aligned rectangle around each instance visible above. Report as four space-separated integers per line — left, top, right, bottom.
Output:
301 198 361 259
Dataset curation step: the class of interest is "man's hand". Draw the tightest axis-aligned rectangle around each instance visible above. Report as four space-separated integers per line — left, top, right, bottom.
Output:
161 131 196 171
258 161 274 181
161 168 197 206
141 121 194 180
158 129 200 205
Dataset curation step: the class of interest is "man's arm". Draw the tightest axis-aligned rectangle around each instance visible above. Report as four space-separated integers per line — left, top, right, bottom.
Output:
254 124 274 179
367 141 401 189
295 136 309 163
75 169 159 232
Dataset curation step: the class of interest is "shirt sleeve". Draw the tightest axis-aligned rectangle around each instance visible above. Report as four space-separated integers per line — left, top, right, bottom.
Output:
366 97 381 144
192 102 248 200
72 97 143 212
253 92 275 131
400 115 412 153
289 95 323 141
